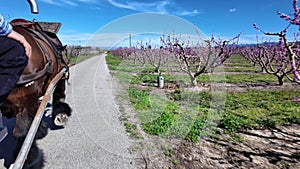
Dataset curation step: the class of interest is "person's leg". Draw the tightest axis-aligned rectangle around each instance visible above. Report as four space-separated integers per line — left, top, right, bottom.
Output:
0 37 28 142
0 37 28 104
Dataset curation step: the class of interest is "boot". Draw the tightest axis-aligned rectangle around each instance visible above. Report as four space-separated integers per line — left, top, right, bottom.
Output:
0 110 8 142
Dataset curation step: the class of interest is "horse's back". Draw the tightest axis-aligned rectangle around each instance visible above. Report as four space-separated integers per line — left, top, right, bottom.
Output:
11 19 62 77
4 19 62 115
13 26 47 75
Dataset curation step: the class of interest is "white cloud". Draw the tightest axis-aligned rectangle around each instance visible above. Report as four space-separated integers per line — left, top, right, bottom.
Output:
40 0 74 6
107 0 136 10
107 0 171 12
39 0 59 5
176 10 200 16
64 1 78 6
154 0 170 13
107 0 200 16
229 8 236 12
40 0 96 6
40 0 200 16
77 0 98 3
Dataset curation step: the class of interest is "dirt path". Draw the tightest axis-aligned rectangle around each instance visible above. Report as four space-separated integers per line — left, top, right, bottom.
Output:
37 54 136 169
193 82 300 93
169 124 300 169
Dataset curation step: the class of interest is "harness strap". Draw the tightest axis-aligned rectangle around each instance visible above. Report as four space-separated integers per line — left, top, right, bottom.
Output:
18 25 54 62
16 29 53 85
17 62 52 85
11 19 69 85
35 22 61 61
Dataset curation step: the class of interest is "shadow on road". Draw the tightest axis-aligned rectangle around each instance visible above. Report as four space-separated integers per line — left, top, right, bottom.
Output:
0 106 65 168
0 117 16 168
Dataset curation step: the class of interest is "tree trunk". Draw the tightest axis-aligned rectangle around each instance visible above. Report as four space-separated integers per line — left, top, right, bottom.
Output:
154 66 160 73
277 75 284 86
190 75 198 87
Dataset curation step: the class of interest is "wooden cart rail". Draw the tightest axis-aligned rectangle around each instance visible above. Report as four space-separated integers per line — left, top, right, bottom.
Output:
11 67 68 169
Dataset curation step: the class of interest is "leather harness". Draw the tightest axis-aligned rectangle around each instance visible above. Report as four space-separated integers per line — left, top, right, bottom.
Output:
10 19 68 85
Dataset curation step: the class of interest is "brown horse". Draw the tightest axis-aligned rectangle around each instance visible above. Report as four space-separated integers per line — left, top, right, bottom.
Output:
1 19 71 168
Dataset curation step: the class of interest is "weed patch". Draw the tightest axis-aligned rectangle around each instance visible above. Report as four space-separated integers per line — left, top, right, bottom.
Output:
107 53 300 143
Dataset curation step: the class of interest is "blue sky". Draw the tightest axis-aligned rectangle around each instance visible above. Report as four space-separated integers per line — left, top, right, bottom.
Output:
0 0 298 47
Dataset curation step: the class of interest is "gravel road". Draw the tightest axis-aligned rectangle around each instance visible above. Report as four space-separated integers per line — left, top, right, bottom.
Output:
37 54 136 169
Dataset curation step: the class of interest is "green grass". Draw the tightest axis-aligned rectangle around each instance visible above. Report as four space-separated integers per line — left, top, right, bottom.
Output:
142 107 178 135
128 85 300 142
105 53 122 70
124 122 143 139
124 122 137 133
113 71 135 84
197 73 288 84
130 73 177 84
223 62 255 67
225 54 250 63
107 52 300 143
162 145 174 157
185 114 208 142
221 67 262 72
128 87 151 110
221 90 300 133
127 71 283 86
128 86 179 135
222 54 258 69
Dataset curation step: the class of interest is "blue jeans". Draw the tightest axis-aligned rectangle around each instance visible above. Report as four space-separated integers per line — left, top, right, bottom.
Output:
0 37 28 105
